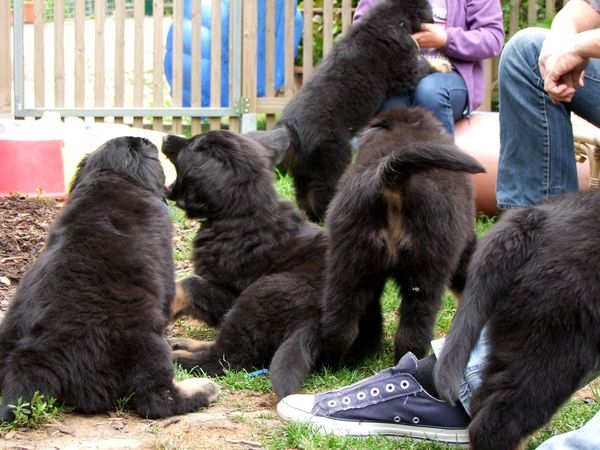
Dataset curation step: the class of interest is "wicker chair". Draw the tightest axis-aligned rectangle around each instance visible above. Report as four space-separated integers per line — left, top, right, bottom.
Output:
573 118 600 190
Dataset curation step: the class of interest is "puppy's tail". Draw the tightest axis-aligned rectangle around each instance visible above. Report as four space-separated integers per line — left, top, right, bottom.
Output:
433 209 540 404
379 143 485 188
269 325 319 400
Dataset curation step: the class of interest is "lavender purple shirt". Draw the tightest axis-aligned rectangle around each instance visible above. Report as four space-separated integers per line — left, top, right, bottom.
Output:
354 0 505 111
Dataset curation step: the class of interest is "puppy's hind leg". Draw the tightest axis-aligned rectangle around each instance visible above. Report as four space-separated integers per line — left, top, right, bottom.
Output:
448 233 477 302
172 343 228 377
169 337 208 352
170 275 237 326
342 298 384 366
131 337 220 418
394 274 445 360
319 272 387 366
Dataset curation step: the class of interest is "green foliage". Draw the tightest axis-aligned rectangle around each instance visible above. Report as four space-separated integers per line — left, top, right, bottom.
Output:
475 213 497 238
0 392 68 431
274 167 297 201
115 393 135 415
296 0 361 66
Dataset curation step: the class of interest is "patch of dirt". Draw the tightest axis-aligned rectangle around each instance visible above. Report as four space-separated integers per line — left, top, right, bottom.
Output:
0 196 63 316
0 196 285 449
0 390 282 449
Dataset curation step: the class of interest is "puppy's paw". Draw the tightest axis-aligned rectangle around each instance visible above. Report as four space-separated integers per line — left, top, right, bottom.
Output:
177 377 221 405
172 349 202 371
169 337 206 352
0 406 14 424
425 56 452 73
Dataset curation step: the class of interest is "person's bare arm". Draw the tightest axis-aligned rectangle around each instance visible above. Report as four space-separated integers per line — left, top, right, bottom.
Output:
540 0 600 102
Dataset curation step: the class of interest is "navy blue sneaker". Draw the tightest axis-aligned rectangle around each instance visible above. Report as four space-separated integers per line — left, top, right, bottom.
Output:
277 352 470 445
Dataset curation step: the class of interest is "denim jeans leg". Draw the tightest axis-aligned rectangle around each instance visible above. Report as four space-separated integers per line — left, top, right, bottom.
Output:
431 326 491 417
536 410 600 450
497 28 600 209
379 93 411 114
411 71 468 135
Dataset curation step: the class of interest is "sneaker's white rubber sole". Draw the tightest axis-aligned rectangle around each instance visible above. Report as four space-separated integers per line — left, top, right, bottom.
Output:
277 396 470 446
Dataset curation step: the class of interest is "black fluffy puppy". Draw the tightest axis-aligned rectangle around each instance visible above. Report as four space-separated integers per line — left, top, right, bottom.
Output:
434 190 600 450
0 137 219 422
319 107 485 366
163 130 328 398
277 0 434 222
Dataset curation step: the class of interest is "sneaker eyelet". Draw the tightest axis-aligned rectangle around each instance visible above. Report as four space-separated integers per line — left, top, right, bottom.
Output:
400 380 410 389
327 400 336 407
385 383 395 392
357 392 366 400
370 387 380 396
342 396 351 405
393 416 401 423
413 416 420 424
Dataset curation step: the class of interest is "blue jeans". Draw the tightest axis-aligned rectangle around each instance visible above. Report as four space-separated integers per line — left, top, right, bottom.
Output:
431 328 491 416
380 70 468 135
432 330 600 449
497 28 600 209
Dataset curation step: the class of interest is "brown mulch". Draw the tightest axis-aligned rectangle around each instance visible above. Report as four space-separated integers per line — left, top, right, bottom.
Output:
0 196 64 313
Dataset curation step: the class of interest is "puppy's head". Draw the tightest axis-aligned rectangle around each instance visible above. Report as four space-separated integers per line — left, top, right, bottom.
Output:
355 107 484 186
162 129 288 219
403 0 434 31
70 136 165 196
381 0 433 33
357 106 451 154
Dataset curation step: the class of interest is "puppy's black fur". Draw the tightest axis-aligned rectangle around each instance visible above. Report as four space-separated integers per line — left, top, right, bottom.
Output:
276 0 434 222
434 191 600 450
163 130 328 398
319 107 485 366
0 137 219 422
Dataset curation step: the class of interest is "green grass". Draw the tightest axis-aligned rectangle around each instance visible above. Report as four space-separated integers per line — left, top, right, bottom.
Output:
266 424 462 450
274 166 297 201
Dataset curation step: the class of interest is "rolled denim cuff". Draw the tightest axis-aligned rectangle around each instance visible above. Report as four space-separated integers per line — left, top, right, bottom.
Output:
432 326 491 417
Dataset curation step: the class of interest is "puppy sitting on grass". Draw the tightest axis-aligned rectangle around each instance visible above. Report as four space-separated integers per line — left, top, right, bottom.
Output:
0 137 219 422
162 129 330 399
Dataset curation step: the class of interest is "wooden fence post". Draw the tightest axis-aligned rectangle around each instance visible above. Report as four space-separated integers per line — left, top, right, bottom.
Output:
242 0 258 132
0 2 11 115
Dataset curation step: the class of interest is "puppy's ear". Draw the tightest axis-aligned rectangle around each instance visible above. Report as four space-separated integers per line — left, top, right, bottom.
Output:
378 143 485 189
245 128 291 167
162 135 188 162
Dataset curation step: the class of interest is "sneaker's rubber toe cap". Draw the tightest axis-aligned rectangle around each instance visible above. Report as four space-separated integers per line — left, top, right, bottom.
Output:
277 394 316 422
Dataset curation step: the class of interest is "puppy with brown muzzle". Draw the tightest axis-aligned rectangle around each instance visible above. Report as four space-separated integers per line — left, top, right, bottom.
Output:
162 129 329 399
318 107 485 366
0 137 219 422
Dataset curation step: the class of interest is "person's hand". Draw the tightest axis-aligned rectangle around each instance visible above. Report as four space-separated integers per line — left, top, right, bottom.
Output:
413 23 447 49
539 35 587 103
